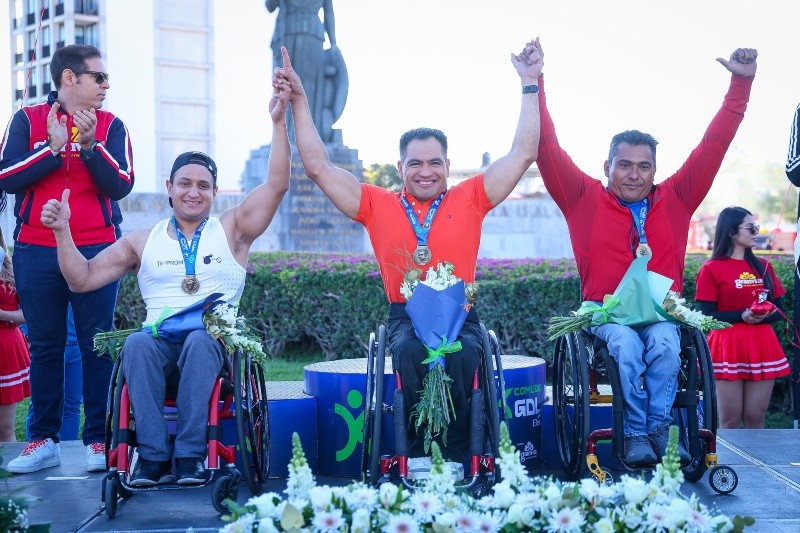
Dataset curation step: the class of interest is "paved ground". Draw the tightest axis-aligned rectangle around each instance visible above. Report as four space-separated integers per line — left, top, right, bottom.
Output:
1 429 799 533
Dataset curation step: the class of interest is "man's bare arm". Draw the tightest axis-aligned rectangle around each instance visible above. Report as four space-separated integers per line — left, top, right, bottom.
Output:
226 79 292 259
483 38 543 207
41 189 142 292
274 46 362 220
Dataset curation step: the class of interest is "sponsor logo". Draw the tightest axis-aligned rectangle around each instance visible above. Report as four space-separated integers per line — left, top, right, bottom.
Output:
333 389 364 462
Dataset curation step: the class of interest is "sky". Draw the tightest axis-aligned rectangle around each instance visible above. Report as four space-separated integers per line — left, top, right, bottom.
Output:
2 0 799 194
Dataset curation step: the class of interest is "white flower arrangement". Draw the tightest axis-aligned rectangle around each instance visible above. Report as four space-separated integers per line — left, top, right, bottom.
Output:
399 261 477 302
203 302 269 371
220 425 754 533
662 291 731 332
94 300 268 373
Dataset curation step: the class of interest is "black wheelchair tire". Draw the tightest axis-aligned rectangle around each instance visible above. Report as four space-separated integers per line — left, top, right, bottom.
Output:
234 348 270 495
553 331 590 480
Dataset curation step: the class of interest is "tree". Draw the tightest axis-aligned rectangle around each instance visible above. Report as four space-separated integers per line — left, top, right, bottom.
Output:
363 163 402 192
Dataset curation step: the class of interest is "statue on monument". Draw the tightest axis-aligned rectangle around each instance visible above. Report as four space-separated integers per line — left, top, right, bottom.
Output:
266 0 348 144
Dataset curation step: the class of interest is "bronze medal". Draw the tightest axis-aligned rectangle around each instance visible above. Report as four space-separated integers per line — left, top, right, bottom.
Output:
413 245 432 266
635 243 652 258
181 275 200 294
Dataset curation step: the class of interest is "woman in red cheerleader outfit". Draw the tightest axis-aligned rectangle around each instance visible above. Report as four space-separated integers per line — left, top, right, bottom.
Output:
0 221 30 442
696 206 790 429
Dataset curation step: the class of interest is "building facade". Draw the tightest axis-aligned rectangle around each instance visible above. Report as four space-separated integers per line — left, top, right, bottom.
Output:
5 0 215 192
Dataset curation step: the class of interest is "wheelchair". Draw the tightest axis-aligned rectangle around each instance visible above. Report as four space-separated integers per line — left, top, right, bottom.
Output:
361 323 509 493
552 323 738 494
101 346 270 518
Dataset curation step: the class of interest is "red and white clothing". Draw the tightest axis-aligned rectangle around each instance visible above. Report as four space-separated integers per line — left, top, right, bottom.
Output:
355 175 493 303
536 74 753 301
0 91 134 247
0 283 30 404
696 258 790 380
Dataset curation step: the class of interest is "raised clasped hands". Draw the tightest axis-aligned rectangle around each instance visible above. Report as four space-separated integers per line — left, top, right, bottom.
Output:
717 47 757 77
272 46 306 104
40 189 71 232
511 37 544 83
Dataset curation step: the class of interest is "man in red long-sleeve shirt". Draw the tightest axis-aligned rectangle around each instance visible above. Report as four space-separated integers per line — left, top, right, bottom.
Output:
536 43 757 466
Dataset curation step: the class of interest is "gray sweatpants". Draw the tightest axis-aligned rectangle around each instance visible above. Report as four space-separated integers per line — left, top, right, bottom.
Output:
121 330 225 461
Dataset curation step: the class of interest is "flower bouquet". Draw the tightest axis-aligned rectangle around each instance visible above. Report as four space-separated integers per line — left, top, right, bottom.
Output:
219 424 754 533
548 255 731 340
401 261 475 453
93 293 268 370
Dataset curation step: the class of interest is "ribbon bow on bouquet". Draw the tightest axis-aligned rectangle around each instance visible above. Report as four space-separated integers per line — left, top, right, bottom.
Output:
404 265 471 453
548 255 731 340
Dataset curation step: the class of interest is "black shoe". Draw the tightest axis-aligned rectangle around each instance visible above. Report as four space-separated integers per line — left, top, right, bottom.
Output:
129 458 174 487
175 457 207 485
624 435 658 467
649 426 692 467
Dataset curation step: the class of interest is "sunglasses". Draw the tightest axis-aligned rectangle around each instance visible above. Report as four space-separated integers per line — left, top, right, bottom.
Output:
73 69 109 84
739 223 760 235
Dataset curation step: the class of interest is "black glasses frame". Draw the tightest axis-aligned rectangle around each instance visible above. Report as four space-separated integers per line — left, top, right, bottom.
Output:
73 69 109 84
739 223 760 235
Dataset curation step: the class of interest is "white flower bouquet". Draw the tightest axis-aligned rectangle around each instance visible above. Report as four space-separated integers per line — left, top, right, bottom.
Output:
93 295 268 371
220 425 754 533
401 262 477 453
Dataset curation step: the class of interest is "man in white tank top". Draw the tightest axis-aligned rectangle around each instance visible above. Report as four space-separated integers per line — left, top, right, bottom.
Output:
38 85 292 486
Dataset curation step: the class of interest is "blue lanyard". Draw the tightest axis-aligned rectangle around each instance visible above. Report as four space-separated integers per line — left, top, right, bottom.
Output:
399 190 446 248
621 199 649 244
170 217 207 276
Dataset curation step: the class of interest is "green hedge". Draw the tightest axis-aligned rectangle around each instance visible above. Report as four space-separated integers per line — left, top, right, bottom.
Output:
114 251 797 366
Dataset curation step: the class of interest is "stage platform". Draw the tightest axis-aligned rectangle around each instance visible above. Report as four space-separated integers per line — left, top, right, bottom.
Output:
3 427 798 532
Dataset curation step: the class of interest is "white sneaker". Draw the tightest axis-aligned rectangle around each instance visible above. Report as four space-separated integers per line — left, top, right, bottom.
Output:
445 461 465 481
86 442 106 472
407 456 432 480
7 438 61 474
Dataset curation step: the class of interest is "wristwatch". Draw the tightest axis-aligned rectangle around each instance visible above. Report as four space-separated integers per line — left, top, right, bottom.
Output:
522 84 539 94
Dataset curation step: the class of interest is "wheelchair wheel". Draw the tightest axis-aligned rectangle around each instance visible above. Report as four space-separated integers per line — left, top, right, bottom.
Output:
676 327 716 482
481 326 504 461
709 465 738 494
104 357 124 471
212 474 239 514
104 475 119 518
234 348 270 495
361 326 386 486
553 330 590 480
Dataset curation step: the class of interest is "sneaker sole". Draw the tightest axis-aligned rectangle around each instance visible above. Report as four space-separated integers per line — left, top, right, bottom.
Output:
7 457 61 474
86 463 107 473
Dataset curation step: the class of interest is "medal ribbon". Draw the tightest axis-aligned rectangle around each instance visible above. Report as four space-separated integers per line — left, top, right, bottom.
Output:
400 190 446 249
621 198 649 246
171 216 207 277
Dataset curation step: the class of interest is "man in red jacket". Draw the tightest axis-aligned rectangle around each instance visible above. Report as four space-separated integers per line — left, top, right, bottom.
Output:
0 44 134 474
536 42 757 466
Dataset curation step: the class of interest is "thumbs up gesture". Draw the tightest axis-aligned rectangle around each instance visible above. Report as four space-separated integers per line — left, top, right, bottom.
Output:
41 189 72 232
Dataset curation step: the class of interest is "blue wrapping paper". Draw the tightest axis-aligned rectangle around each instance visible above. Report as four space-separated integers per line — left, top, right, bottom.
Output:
141 292 223 344
404 281 469 367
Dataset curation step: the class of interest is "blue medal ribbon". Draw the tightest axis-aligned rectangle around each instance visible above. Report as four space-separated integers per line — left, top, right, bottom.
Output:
400 190 446 249
621 198 649 246
170 216 207 277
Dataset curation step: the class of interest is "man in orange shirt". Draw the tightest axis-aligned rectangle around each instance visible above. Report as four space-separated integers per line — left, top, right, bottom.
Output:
273 38 542 479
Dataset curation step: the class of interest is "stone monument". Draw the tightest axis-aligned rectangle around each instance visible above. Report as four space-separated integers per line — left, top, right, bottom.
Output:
243 0 365 252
